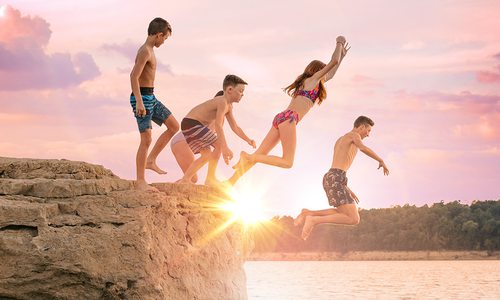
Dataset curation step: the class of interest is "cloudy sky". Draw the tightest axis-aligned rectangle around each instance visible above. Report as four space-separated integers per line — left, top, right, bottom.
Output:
1 0 499 217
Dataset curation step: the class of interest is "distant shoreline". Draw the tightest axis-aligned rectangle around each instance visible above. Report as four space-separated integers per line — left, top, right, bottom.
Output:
247 251 499 261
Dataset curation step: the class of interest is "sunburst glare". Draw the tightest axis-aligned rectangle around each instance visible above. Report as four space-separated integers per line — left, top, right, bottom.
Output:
218 182 269 227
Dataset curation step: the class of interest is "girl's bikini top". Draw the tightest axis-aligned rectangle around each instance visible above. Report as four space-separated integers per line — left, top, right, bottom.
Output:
295 85 319 102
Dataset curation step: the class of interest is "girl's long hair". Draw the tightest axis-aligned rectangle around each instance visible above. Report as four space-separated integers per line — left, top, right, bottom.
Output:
284 60 327 104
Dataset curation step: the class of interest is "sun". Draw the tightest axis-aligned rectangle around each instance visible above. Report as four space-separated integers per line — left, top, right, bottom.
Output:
218 182 269 227
0 6 6 18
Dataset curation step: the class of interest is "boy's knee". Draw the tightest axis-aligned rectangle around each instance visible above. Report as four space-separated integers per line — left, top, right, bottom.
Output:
281 159 294 169
169 121 180 133
140 133 153 146
350 215 360 225
200 149 213 160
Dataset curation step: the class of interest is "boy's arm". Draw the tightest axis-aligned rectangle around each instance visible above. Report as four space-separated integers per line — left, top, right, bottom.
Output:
225 109 256 148
130 48 150 117
352 134 389 175
311 36 347 81
215 100 233 164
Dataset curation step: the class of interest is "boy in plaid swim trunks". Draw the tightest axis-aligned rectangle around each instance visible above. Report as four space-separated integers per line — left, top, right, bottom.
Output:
294 116 390 240
176 75 256 186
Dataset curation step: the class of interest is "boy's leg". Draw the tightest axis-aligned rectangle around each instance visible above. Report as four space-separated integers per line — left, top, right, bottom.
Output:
171 140 197 183
301 204 360 240
294 207 339 226
228 126 280 185
205 140 222 185
146 114 179 174
178 148 212 183
136 129 153 190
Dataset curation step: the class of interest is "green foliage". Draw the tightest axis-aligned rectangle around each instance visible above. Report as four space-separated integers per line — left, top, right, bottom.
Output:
252 200 500 252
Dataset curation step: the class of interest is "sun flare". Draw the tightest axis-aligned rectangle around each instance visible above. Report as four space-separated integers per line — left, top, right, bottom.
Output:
0 6 6 18
218 183 269 227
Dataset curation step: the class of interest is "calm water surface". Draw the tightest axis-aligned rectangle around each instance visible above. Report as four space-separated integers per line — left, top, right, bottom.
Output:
244 260 500 299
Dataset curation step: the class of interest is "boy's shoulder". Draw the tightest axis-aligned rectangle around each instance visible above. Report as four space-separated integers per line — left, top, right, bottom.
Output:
136 44 152 58
213 96 229 108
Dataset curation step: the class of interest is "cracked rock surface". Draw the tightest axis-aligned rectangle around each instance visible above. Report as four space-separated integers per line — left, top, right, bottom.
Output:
0 157 250 299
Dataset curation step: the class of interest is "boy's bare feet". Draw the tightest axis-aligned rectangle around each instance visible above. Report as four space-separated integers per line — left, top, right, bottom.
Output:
301 216 316 240
294 208 311 226
232 151 252 170
204 177 220 187
135 180 159 192
176 178 193 184
146 160 167 175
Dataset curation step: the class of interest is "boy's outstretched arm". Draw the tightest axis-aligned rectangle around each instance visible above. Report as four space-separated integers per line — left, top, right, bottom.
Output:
130 48 150 117
225 109 256 148
352 134 389 175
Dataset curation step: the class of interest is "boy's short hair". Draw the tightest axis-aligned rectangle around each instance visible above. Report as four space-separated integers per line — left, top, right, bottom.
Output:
148 18 172 35
223 75 247 90
354 116 374 128
214 90 224 97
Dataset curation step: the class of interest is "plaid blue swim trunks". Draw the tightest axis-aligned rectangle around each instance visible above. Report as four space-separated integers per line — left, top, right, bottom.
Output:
130 87 172 133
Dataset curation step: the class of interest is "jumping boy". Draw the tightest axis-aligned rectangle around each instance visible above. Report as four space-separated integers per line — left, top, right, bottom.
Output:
177 75 256 186
294 116 389 240
130 17 179 190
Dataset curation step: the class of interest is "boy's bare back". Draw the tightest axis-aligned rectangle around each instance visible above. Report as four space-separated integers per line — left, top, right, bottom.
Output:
186 96 230 125
331 132 360 171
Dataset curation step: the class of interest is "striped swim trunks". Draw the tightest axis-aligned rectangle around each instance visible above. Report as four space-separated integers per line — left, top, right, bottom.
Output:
181 118 218 154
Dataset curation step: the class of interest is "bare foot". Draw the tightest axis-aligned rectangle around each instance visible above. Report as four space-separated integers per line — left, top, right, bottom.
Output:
301 216 316 240
294 208 311 226
232 151 251 170
135 180 159 192
176 178 192 184
146 160 167 175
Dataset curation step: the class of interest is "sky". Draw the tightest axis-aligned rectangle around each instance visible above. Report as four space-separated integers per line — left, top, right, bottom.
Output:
1 0 499 218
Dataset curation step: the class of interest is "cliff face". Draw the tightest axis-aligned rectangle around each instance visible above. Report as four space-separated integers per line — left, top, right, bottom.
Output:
0 157 250 299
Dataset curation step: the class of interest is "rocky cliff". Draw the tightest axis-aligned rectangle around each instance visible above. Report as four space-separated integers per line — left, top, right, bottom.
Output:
0 157 250 299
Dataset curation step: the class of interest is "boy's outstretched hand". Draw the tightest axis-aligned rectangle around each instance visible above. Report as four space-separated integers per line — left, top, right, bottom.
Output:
248 139 256 148
378 161 389 176
223 147 233 165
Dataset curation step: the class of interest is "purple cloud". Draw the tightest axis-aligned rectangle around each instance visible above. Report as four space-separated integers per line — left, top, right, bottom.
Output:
0 6 100 90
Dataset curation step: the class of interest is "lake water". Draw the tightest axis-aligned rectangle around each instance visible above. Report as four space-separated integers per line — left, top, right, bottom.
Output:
244 260 500 299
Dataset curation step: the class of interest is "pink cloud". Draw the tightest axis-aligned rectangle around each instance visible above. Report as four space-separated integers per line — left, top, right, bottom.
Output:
477 71 500 83
453 114 500 140
393 90 500 115
475 52 500 84
0 6 100 90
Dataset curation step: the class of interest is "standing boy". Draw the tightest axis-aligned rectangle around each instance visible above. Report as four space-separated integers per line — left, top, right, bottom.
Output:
130 18 179 190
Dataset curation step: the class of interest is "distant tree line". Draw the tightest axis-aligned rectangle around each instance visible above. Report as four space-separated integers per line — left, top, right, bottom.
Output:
252 200 500 253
